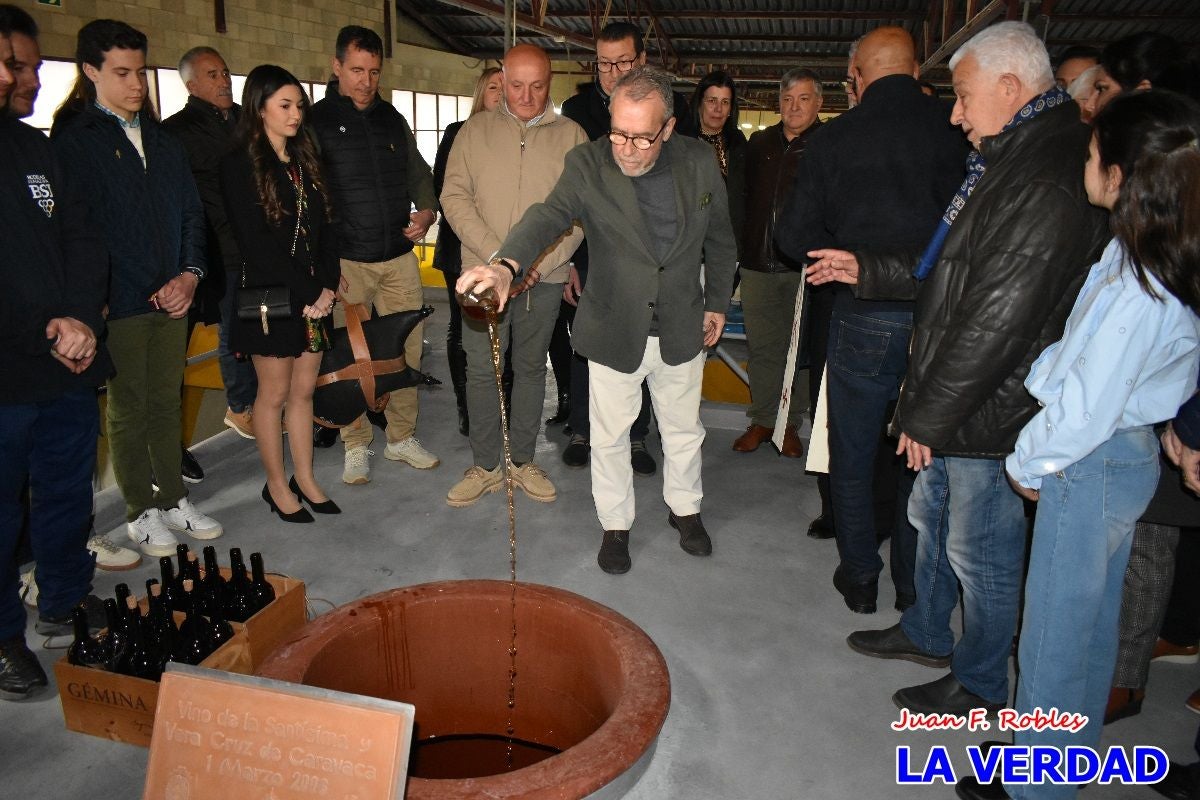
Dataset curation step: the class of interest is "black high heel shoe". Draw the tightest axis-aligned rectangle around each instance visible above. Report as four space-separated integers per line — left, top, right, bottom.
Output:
289 476 341 514
262 484 314 523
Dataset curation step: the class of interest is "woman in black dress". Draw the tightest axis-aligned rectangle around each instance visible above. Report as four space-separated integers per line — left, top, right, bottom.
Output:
220 64 340 522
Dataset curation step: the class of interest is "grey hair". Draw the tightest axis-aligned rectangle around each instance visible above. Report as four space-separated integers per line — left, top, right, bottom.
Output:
612 65 675 123
178 46 225 84
949 21 1054 92
848 35 864 62
780 67 822 97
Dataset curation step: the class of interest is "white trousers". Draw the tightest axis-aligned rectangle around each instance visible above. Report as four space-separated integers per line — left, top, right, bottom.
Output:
589 338 706 530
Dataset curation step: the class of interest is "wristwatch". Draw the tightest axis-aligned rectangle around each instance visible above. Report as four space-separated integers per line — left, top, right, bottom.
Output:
182 265 204 281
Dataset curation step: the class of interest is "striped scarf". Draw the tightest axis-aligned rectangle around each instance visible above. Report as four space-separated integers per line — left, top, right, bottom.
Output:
913 86 1073 280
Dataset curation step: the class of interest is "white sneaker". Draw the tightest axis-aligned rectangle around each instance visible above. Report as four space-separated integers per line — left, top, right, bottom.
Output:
162 497 224 540
343 446 372 485
19 568 37 608
87 533 142 570
126 509 179 557
385 437 440 469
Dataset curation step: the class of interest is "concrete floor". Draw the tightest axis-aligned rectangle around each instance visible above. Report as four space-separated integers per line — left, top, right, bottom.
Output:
3 290 1197 799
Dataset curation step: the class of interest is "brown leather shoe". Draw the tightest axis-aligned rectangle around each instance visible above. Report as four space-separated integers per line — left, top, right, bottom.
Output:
732 424 773 452
780 426 804 458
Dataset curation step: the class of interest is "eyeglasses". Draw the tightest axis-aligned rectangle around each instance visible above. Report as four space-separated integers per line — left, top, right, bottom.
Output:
596 59 637 74
608 120 669 150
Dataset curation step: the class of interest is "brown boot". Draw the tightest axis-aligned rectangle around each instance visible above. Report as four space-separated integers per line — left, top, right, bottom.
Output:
780 426 804 458
732 424 773 452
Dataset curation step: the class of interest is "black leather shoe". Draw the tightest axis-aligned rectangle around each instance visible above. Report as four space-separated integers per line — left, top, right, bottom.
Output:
833 565 877 614
895 594 916 612
669 512 712 556
597 530 631 574
181 448 204 483
807 514 834 539
893 672 1006 716
289 476 341 514
955 776 1010 800
562 434 590 467
630 439 656 476
313 423 339 449
0 637 48 701
546 391 570 425
1150 761 1200 800
846 623 951 668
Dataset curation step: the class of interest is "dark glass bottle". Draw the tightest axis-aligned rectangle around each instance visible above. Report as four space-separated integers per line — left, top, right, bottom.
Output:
67 607 107 669
175 579 211 665
200 546 228 616
97 598 123 669
113 583 131 624
224 549 256 623
458 286 498 322
248 553 276 615
208 601 235 653
146 582 177 665
158 555 176 612
173 544 191 611
105 598 132 673
123 598 162 681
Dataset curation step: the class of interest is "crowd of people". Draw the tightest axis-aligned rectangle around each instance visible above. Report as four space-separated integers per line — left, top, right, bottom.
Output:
1 6 1199 798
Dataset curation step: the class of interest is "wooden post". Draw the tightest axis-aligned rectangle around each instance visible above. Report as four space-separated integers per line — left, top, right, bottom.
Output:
214 0 226 33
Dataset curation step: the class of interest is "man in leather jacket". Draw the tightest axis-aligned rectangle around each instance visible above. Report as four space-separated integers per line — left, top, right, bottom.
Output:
808 22 1108 721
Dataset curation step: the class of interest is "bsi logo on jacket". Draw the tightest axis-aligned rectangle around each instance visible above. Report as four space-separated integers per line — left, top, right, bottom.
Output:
26 173 54 218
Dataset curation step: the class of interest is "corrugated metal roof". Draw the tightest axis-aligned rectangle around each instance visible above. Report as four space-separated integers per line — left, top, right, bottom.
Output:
400 0 1200 110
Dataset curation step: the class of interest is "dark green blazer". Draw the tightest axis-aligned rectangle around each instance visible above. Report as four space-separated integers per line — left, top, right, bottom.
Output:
498 134 737 374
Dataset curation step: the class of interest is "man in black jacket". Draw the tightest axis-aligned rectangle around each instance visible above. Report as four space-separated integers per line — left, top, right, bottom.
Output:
778 28 969 617
735 67 823 460
312 26 439 486
164 46 256 441
808 22 1109 727
0 13 111 700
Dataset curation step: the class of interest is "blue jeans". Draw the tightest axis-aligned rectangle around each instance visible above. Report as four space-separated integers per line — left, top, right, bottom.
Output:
1007 427 1159 800
219 267 258 412
0 390 98 640
900 455 1026 703
827 310 916 592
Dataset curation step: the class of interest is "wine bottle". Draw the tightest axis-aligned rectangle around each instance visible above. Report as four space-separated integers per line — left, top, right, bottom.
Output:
96 598 122 669
104 598 132 673
208 601 235 653
158 555 176 612
173 544 191 611
201 546 228 616
123 598 162 681
66 607 106 669
146 582 177 663
175 579 211 665
248 552 276 615
224 549 255 623
113 583 131 625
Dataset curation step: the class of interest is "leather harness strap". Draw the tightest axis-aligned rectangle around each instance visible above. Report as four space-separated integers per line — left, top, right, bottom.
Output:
314 301 397 412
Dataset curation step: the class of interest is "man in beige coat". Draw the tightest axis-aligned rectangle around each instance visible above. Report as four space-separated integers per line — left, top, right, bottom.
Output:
440 44 586 507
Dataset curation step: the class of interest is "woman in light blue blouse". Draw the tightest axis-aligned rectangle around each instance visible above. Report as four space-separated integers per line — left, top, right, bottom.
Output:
997 90 1200 799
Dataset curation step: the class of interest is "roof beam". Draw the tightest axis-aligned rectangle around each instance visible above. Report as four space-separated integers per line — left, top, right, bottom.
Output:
430 0 596 50
920 0 1007 74
395 0 466 53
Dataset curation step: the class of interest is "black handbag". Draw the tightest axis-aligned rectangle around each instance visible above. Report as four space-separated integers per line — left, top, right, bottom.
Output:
236 285 290 335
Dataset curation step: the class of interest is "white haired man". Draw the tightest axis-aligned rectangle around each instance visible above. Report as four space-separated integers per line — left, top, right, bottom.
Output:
808 21 1109 743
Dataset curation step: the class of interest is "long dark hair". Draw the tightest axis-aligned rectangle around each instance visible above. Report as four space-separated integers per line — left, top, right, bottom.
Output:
236 64 331 226
682 70 743 148
1093 89 1200 311
53 19 154 130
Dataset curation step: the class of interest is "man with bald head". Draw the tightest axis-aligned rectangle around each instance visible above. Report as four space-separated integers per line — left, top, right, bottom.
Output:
777 26 968 619
810 23 1108 739
440 43 587 508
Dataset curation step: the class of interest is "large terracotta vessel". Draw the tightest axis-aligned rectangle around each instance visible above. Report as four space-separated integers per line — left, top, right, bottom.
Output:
256 580 671 799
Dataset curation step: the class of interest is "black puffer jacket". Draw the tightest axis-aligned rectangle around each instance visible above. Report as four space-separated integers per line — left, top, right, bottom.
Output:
310 82 437 263
856 101 1109 458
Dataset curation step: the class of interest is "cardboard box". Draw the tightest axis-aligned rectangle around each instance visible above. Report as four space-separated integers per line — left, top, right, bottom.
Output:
55 571 306 747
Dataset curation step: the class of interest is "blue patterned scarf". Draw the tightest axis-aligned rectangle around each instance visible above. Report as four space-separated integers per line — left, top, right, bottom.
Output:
913 86 1073 280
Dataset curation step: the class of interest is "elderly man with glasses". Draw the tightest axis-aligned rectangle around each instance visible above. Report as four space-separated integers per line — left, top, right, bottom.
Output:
458 66 737 576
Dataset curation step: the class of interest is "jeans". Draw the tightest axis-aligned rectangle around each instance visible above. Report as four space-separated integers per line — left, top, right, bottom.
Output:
1007 427 1159 800
218 267 258 412
900 455 1026 703
827 310 916 592
0 390 98 640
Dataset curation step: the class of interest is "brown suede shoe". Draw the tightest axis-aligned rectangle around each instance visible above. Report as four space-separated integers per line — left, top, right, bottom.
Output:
1104 686 1144 724
732 424 774 452
780 426 804 458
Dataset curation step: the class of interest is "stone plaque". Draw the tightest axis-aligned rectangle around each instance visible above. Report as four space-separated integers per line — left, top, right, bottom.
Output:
144 663 414 800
